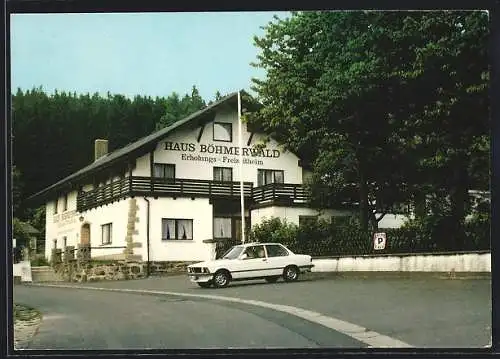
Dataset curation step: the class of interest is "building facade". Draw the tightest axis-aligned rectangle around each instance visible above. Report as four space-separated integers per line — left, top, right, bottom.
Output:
29 93 350 263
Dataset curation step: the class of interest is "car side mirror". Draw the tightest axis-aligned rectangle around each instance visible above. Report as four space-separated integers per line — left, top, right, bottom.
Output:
240 253 248 260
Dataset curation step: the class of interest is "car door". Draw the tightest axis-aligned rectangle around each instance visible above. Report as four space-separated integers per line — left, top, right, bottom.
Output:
231 245 270 279
264 244 291 276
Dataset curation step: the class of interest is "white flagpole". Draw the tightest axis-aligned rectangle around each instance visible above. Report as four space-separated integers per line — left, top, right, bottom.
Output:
238 91 246 244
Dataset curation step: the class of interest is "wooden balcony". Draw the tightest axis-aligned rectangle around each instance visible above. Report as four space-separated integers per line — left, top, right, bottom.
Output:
252 183 308 204
76 176 308 212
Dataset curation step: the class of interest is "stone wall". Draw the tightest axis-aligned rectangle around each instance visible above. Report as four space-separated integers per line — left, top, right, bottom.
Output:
53 260 196 282
51 241 196 282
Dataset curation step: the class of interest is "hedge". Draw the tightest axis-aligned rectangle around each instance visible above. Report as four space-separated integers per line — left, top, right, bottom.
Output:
247 215 490 257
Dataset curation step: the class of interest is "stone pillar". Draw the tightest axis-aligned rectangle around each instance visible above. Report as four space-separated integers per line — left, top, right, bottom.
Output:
76 243 91 269
64 246 75 262
123 198 140 261
51 248 62 266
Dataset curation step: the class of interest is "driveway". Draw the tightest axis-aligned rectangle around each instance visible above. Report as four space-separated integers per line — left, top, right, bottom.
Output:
16 273 491 349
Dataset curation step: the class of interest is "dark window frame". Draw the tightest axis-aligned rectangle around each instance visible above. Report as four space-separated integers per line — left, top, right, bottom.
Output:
162 218 194 241
213 122 233 142
153 163 176 179
101 223 113 245
257 169 285 186
213 167 233 182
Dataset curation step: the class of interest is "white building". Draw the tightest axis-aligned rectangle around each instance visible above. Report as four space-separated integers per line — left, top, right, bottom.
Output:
28 92 349 263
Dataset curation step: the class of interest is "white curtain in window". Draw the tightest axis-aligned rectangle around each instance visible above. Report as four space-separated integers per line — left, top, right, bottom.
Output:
154 164 164 178
102 224 112 244
162 219 176 240
177 220 193 240
214 218 232 238
274 171 284 184
223 168 232 182
215 168 232 182
214 168 222 182
257 170 265 186
265 170 273 185
165 165 175 179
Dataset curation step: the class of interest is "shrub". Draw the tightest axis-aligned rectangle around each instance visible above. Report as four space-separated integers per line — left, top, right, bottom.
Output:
464 212 490 251
248 217 298 248
31 255 50 266
247 213 490 257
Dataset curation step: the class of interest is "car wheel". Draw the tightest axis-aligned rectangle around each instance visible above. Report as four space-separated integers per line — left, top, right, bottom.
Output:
265 276 279 283
213 270 230 288
197 282 212 288
283 265 300 282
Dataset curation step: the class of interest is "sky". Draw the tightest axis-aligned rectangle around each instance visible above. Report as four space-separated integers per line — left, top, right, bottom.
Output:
10 12 289 102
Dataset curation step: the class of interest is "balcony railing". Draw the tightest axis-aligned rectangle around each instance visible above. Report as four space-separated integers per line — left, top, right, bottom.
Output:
131 176 254 199
76 176 308 212
252 183 307 204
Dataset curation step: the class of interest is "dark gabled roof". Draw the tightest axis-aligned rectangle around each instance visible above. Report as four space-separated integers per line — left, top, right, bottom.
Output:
18 221 40 235
26 91 251 204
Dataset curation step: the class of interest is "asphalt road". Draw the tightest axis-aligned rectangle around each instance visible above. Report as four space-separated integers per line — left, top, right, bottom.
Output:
14 284 366 349
14 273 491 349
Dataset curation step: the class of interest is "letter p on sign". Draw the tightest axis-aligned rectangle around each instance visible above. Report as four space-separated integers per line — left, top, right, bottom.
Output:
373 233 386 250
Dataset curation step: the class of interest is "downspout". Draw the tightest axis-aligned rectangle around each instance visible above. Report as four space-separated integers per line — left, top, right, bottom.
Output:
143 197 151 277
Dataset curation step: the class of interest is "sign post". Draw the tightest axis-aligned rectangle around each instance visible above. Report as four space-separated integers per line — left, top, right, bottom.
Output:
373 232 387 250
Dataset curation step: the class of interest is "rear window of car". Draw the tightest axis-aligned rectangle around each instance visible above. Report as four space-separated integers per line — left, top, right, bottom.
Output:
265 244 289 257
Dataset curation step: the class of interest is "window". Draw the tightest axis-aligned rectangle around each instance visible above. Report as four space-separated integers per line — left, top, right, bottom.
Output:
299 215 318 226
63 237 67 248
213 122 232 142
54 199 58 214
154 163 175 179
53 239 57 249
257 169 285 186
222 245 244 259
266 244 289 257
214 217 232 239
162 219 193 240
62 194 68 212
243 245 266 259
213 167 233 182
101 223 112 245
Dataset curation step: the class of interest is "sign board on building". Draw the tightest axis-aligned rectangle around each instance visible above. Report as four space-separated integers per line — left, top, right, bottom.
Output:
165 141 281 167
373 232 386 250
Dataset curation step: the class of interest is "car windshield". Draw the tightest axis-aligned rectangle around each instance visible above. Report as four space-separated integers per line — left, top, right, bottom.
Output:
221 245 244 259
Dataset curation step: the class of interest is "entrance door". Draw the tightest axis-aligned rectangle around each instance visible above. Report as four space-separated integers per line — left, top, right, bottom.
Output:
80 223 90 245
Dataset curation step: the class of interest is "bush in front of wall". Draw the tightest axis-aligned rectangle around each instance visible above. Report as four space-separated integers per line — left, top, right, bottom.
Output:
247 217 298 248
30 254 50 267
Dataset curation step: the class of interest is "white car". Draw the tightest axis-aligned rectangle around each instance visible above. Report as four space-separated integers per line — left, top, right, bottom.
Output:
187 242 314 288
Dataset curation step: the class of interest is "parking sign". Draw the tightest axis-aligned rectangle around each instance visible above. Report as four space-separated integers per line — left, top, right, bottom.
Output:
373 232 386 250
